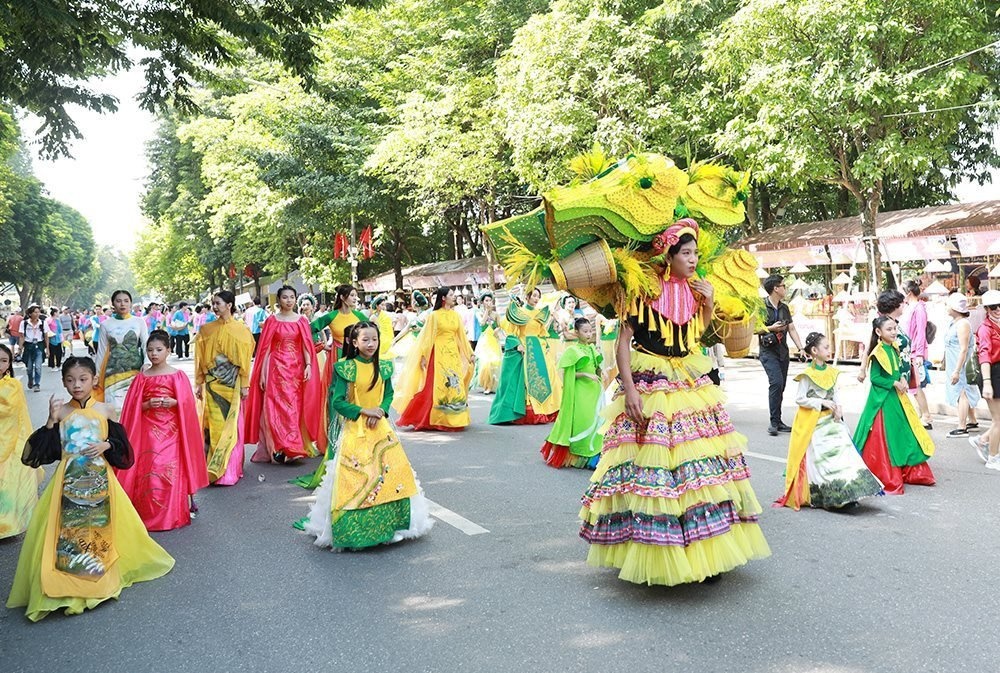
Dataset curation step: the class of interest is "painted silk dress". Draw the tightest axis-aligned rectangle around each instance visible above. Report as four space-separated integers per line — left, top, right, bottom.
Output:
473 311 502 393
488 302 562 425
304 357 432 549
0 376 41 538
117 371 209 530
395 308 474 431
245 317 322 463
6 399 174 621
195 317 254 486
580 275 770 586
289 309 367 492
774 364 882 510
540 343 604 469
853 342 935 495
95 315 148 411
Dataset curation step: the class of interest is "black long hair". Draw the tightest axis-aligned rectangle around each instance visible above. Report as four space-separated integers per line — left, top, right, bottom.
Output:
867 315 896 357
432 287 451 311
215 290 236 314
666 232 697 258
62 355 97 378
147 329 171 349
341 321 381 391
277 285 297 302
333 285 356 311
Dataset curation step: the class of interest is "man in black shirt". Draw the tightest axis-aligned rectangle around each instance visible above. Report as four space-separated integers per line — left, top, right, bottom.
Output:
758 274 804 436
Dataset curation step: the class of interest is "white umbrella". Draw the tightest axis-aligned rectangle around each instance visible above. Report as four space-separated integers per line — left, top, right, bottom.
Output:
989 262 1000 278
789 279 809 291
790 262 810 274
833 290 852 303
755 266 769 279
832 272 852 285
923 280 950 295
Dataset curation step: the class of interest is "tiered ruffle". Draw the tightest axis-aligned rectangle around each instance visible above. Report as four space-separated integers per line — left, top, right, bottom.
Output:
580 350 770 585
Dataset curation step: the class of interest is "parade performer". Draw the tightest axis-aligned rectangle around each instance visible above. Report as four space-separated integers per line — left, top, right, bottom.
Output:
395 287 475 431
118 331 209 530
6 356 174 621
540 317 604 469
94 290 148 412
487 287 562 425
775 332 882 510
289 286 366 491
296 293 332 451
245 286 322 465
369 294 396 359
484 151 770 585
391 291 431 361
0 344 41 539
303 322 432 549
473 292 502 394
853 315 935 495
195 291 254 486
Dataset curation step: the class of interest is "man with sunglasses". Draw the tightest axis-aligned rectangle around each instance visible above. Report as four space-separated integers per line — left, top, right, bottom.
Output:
972 290 1000 468
759 274 804 436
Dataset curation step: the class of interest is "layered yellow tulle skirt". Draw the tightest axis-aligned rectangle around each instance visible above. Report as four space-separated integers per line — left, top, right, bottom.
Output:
579 350 770 585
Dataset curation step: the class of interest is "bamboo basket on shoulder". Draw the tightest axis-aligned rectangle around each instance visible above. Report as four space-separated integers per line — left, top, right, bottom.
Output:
718 316 756 358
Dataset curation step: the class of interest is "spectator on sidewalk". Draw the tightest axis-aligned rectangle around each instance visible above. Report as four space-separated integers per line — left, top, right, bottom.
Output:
972 290 1000 469
943 293 981 437
758 274 804 436
902 280 934 429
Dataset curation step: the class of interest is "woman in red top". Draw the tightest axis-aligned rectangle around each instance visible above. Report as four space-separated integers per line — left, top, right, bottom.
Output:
973 290 1000 469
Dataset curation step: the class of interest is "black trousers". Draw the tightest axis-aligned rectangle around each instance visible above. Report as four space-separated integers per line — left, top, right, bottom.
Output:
759 347 790 427
174 334 190 358
48 343 63 369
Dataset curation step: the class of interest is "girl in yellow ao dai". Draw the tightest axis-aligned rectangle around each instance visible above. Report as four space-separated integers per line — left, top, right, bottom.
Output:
303 323 432 549
394 287 475 431
7 356 173 621
0 344 41 539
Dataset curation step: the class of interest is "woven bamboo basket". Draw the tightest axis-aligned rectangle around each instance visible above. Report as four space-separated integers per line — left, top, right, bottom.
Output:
548 239 617 291
720 316 755 358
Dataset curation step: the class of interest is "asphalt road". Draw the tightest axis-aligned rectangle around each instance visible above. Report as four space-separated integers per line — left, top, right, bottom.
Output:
2 351 997 673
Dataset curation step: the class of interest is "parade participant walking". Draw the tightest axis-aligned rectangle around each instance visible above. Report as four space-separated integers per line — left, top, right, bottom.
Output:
296 293 332 450
45 308 64 370
19 306 47 392
942 293 981 438
369 294 396 359
169 302 192 359
245 286 322 465
391 291 430 361
775 332 882 510
972 290 1000 468
94 290 148 412
6 356 174 621
853 315 935 494
901 280 933 428
303 322 432 549
473 292 502 394
395 287 475 431
540 317 603 469
758 275 804 436
0 344 41 538
195 291 254 486
488 287 561 425
579 220 769 585
117 331 208 530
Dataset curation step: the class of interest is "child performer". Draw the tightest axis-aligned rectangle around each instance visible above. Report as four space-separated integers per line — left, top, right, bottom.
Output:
118 331 209 530
540 317 604 469
6 356 174 621
473 292 502 394
775 332 882 510
853 316 935 494
303 323 432 550
0 344 42 538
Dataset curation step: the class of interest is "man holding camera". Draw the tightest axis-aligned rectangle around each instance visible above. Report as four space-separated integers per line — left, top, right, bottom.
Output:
759 274 804 436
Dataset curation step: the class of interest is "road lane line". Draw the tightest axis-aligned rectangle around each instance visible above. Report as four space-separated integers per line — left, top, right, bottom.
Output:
426 499 490 535
744 450 786 464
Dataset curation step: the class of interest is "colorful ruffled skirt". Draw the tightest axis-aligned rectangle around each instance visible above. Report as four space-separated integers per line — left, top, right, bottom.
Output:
579 350 770 585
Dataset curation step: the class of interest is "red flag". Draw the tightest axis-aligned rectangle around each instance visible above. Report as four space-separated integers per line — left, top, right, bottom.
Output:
359 226 374 259
228 264 237 279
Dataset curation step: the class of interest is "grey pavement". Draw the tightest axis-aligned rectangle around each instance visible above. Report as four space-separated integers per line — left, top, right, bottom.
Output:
1 347 998 673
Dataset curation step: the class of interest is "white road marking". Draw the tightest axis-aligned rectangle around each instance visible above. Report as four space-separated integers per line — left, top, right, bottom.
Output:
426 499 490 535
744 450 786 464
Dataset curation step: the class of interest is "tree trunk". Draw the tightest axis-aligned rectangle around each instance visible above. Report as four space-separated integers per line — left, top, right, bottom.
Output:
859 187 883 293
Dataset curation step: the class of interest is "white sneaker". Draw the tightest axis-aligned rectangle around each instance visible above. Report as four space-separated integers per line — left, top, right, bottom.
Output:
985 454 1000 471
970 437 989 463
